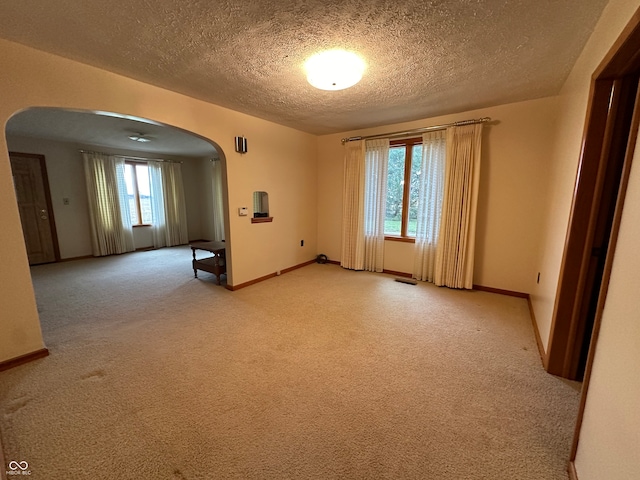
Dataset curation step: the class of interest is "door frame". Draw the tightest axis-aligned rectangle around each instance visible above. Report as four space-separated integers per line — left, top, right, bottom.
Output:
546 8 640 380
539 6 640 474
9 151 60 263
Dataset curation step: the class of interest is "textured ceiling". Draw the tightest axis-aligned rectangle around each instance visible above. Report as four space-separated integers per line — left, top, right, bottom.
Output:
6 108 218 158
0 0 609 135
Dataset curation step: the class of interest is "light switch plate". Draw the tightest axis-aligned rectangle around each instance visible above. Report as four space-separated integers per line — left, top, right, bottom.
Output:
238 207 248 216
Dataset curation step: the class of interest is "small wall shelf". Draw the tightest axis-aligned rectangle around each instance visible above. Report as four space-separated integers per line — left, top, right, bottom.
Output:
251 217 273 224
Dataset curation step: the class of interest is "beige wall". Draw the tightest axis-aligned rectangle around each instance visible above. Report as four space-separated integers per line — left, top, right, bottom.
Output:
0 39 317 363
317 97 559 293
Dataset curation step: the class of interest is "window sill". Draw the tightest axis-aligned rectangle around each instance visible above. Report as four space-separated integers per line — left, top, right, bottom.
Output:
384 236 416 244
251 217 273 224
133 224 152 228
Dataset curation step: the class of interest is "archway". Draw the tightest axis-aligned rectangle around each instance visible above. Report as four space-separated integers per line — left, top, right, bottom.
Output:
4 106 232 345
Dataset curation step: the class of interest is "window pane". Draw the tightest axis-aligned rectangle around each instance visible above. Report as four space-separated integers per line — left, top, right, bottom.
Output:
407 144 423 237
385 146 405 235
135 164 153 224
124 164 139 224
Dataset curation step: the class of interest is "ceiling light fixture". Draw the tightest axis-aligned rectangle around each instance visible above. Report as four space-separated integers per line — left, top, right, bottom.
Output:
128 133 151 143
304 49 366 91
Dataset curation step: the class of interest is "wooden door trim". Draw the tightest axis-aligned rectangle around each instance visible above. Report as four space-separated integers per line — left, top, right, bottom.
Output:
547 7 640 378
549 5 640 471
545 78 614 377
570 79 640 465
594 7 640 79
9 151 60 262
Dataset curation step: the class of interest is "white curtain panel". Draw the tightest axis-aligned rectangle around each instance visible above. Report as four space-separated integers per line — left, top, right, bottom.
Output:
341 140 366 270
413 130 447 282
82 152 134 256
211 159 225 242
148 161 167 248
363 138 389 272
434 124 483 289
161 162 189 246
149 161 189 248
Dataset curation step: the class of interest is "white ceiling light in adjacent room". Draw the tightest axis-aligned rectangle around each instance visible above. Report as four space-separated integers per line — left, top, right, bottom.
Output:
304 50 366 91
128 133 151 143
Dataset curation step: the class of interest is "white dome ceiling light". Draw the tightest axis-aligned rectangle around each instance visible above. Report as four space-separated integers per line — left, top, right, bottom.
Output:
304 50 366 91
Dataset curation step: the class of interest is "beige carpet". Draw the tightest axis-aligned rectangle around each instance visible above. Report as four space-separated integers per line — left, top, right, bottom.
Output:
0 246 580 479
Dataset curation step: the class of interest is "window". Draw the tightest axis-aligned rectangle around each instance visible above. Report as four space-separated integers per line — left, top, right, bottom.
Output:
123 162 152 225
385 138 422 239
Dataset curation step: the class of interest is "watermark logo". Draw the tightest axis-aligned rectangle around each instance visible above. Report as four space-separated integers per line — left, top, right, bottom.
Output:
6 460 31 476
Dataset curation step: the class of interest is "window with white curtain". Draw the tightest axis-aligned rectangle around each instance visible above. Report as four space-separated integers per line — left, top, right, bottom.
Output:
83 151 189 255
82 151 135 256
123 162 153 225
347 125 480 287
384 137 424 239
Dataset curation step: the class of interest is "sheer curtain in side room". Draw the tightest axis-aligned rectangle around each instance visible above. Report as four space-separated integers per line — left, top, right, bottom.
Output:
211 159 225 242
82 152 135 256
148 161 189 248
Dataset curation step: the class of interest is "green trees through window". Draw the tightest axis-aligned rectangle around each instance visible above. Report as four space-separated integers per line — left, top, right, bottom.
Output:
385 139 422 237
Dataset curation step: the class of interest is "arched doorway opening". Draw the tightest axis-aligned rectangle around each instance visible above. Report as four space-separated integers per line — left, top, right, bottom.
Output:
5 106 232 343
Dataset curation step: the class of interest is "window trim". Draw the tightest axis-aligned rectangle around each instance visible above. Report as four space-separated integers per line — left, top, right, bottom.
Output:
385 137 422 241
